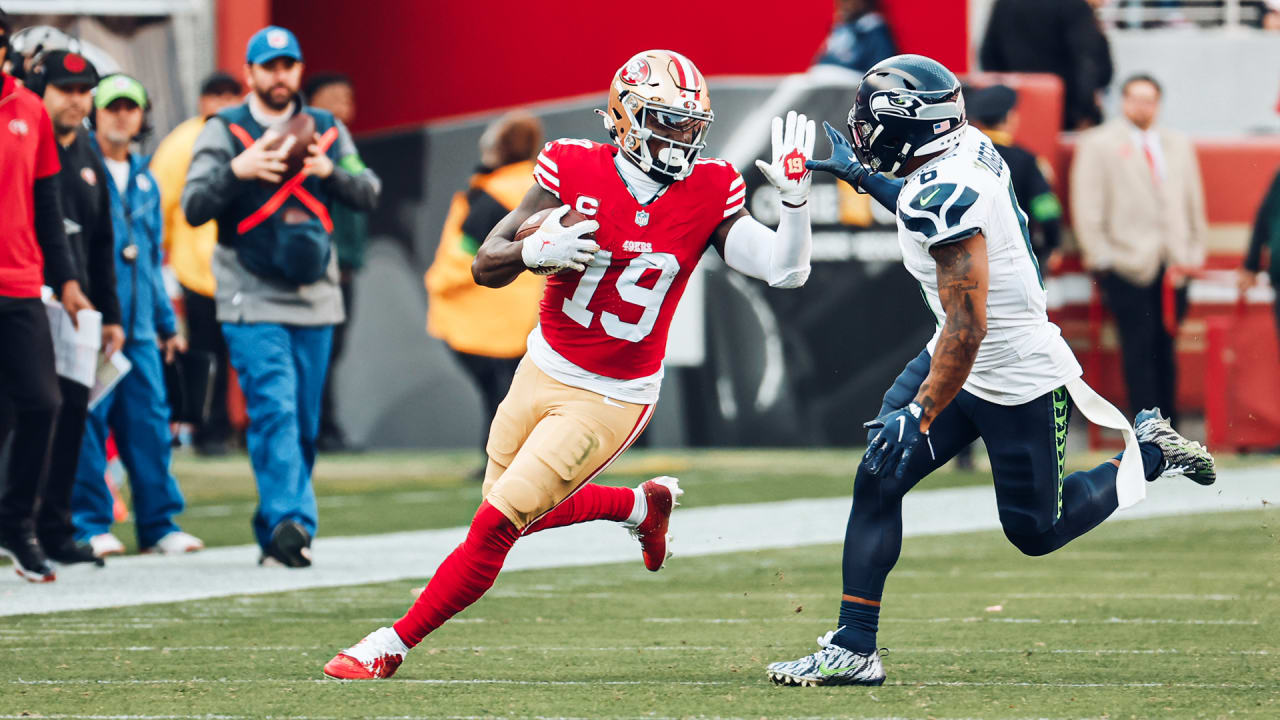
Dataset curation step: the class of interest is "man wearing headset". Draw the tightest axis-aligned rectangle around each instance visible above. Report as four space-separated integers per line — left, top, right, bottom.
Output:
8 48 123 566
69 73 202 558
0 7 93 582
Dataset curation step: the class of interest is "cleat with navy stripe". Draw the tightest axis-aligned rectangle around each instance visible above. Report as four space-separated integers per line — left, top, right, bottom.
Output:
628 476 682 571
767 630 886 687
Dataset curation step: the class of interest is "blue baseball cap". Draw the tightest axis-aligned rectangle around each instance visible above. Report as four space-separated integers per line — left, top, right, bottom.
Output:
246 25 303 65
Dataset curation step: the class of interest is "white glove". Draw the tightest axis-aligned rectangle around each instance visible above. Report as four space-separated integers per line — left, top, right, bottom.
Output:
754 110 816 207
520 205 600 274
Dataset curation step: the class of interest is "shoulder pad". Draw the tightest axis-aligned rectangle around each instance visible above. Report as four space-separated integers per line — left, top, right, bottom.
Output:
898 182 981 240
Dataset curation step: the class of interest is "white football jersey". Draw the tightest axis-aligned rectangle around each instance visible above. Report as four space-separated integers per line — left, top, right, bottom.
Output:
896 126 1081 406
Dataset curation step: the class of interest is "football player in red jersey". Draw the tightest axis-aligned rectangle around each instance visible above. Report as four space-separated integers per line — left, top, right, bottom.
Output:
323 49 815 680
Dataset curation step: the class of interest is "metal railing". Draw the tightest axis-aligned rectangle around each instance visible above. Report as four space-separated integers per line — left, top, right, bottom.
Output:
1095 0 1269 28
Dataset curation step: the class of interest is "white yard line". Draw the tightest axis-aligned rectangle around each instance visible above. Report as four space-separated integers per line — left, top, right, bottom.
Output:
0 644 1268 655
0 467 1272 617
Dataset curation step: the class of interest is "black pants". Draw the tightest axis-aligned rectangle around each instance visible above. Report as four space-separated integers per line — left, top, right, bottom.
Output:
183 286 231 445
320 276 354 440
1098 270 1182 422
35 378 88 546
0 298 63 536
450 349 522 454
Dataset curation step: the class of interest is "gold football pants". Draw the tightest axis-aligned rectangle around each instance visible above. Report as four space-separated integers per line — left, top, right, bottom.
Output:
481 358 654 529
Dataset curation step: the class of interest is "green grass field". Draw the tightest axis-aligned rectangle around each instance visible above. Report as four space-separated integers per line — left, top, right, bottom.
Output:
1 450 1277 719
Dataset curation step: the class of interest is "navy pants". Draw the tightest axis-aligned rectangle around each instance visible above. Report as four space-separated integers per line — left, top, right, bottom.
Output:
842 350 1117 603
222 322 332 550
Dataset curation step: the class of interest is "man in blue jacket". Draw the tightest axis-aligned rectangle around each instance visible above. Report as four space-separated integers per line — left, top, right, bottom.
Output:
182 27 380 567
71 73 203 558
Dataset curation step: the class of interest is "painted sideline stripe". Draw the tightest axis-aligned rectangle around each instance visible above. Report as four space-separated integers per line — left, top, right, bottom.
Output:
0 466 1272 617
8 678 1276 690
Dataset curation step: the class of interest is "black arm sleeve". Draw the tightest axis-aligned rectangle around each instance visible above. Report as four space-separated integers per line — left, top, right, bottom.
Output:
33 175 78 290
1244 172 1280 272
182 119 245 227
1026 162 1062 255
460 190 509 244
324 167 380 212
88 173 121 325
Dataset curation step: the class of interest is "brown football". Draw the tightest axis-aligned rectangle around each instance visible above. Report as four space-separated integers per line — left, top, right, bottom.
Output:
260 112 316 187
515 206 592 275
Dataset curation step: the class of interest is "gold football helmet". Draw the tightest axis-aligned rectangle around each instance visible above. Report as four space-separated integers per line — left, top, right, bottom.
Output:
603 49 713 183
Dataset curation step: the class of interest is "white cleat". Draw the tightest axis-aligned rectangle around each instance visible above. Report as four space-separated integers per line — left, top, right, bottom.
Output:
323 627 409 680
766 630 887 687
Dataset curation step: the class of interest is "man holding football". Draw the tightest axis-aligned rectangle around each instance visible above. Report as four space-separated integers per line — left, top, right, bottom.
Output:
324 49 817 680
764 54 1217 687
182 25 380 568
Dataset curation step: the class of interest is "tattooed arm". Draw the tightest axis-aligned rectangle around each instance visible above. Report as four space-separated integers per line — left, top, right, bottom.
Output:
913 232 989 432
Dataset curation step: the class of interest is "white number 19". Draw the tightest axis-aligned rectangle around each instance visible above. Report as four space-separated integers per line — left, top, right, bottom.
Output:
561 251 680 343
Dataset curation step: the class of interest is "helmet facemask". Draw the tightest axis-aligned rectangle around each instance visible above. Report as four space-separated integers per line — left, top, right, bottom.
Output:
614 91 713 183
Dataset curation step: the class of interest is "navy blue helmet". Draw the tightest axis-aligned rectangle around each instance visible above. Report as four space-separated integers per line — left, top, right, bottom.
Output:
848 54 966 178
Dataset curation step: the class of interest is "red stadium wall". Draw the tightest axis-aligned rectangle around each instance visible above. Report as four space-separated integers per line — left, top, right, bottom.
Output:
265 0 969 134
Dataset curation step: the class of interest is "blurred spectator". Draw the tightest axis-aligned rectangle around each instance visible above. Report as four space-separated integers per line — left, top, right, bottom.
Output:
1264 0 1280 29
0 9 93 583
182 26 380 568
966 84 1064 271
425 112 545 476
151 71 243 456
72 73 202 558
981 0 1113 130
1071 74 1207 423
814 0 896 74
1239 167 1280 340
24 50 122 565
304 73 364 453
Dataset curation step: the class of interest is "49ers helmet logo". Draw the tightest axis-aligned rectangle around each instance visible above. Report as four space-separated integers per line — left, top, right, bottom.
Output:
619 57 651 85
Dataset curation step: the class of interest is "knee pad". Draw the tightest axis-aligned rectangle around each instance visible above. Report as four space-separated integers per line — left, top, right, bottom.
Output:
483 458 564 529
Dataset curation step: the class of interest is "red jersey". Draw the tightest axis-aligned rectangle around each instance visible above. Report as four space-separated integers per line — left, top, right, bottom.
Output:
0 74 62 298
532 139 744 381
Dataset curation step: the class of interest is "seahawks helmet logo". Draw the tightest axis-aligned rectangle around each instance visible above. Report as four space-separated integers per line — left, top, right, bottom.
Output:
870 91 925 119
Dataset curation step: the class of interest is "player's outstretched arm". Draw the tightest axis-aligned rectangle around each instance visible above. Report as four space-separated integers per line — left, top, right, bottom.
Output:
712 111 815 289
912 232 989 431
805 121 903 212
472 183 563 288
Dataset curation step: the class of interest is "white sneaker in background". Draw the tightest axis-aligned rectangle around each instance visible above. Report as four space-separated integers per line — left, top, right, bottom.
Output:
88 532 126 558
143 531 205 555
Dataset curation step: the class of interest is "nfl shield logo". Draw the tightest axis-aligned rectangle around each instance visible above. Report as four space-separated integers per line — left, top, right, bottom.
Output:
634 210 650 227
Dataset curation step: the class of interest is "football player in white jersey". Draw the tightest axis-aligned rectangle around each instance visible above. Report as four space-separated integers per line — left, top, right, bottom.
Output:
764 55 1217 687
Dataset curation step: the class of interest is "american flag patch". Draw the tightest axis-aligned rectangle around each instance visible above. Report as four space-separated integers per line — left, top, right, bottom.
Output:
933 120 951 133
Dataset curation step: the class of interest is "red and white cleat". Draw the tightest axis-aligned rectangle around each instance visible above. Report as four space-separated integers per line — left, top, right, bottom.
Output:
322 627 408 680
629 476 683 571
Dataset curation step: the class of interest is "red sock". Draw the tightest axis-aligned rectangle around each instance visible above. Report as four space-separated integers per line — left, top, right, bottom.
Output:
392 501 520 648
522 483 635 535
